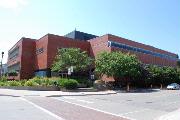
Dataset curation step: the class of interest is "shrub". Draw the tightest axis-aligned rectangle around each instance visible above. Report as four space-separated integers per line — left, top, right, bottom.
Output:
7 81 22 86
24 81 39 86
0 76 8 82
58 79 78 89
0 82 6 86
19 80 27 86
28 77 58 86
8 70 18 76
71 76 92 87
29 77 42 84
41 78 56 86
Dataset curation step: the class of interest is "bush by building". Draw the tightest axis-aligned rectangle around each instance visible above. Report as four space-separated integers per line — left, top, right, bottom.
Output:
0 77 79 90
57 78 78 90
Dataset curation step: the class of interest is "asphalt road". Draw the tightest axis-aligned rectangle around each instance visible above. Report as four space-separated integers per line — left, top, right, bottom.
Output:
54 90 180 120
0 89 179 120
0 95 59 120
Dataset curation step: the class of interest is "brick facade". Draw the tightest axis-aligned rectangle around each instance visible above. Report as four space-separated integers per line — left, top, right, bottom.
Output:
7 31 179 80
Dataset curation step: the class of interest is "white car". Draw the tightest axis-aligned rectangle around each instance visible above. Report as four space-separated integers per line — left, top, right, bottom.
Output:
167 83 180 90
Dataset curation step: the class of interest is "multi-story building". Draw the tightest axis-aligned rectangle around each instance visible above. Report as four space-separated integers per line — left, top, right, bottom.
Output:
7 30 179 80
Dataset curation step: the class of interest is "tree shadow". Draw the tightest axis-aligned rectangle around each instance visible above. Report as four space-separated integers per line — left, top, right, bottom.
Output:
0 94 20 97
115 88 160 93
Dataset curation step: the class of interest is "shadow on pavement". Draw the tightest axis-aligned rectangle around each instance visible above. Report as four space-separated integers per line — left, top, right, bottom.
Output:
0 94 20 97
115 89 160 93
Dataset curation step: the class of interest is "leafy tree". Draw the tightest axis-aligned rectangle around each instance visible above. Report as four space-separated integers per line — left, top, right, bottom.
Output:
146 65 163 84
145 65 179 88
177 60 180 72
52 48 93 72
95 51 141 81
177 60 180 67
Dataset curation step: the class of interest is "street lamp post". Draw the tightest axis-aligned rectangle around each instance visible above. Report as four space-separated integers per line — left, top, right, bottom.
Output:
0 52 4 78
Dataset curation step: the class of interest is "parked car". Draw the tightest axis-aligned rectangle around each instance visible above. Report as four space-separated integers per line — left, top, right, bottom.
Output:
167 83 180 90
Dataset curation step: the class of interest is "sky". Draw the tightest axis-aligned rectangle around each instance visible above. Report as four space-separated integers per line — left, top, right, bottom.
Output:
0 0 179 63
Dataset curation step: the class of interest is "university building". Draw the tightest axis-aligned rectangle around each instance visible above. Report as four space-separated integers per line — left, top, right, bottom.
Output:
7 30 179 80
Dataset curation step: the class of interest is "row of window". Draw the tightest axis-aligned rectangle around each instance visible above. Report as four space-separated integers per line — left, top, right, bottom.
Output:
7 63 20 72
9 47 19 60
108 41 178 61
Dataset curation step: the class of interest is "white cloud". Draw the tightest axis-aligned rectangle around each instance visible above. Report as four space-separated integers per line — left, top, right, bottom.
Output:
0 0 28 9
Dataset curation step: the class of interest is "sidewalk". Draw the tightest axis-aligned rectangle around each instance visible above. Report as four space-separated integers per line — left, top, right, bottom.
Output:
0 88 117 97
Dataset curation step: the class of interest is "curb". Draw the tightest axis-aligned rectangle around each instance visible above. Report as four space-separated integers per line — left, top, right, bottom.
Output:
46 91 117 97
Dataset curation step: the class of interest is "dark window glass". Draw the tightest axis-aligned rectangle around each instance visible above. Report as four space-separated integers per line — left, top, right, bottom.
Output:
108 41 178 61
36 48 44 55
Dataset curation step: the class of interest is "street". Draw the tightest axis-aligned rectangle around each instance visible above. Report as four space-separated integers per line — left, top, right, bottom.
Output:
53 90 180 120
0 89 180 120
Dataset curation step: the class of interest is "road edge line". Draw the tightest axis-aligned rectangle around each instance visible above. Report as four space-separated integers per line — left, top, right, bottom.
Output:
53 97 136 120
19 97 65 120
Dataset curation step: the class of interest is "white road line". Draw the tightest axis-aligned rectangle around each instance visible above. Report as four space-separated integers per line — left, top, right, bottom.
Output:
63 97 94 104
77 99 94 104
63 97 76 100
19 97 65 120
119 108 150 116
53 97 136 120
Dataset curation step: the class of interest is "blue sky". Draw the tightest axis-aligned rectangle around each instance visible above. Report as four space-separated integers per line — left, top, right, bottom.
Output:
0 0 179 63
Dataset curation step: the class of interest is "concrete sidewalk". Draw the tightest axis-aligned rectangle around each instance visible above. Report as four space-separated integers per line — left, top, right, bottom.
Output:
0 88 117 97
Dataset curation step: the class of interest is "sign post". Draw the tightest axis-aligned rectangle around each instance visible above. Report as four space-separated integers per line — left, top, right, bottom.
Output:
68 66 73 76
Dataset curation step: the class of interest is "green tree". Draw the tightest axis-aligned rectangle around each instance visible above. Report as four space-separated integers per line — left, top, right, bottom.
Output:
145 65 162 88
52 48 93 72
95 51 141 90
145 65 179 88
177 60 180 72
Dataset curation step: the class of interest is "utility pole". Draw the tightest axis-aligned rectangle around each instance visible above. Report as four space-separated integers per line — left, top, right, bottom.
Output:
0 52 4 78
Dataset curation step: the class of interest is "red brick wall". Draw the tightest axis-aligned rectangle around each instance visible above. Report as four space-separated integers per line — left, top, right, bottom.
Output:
21 38 36 79
111 47 177 67
7 40 22 67
47 34 90 69
108 34 177 58
88 35 111 58
35 35 49 70
108 35 177 67
7 38 36 80
7 39 23 80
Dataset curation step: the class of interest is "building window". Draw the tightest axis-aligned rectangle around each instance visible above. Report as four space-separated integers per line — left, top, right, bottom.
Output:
108 40 178 61
36 48 44 55
9 47 19 60
8 62 20 73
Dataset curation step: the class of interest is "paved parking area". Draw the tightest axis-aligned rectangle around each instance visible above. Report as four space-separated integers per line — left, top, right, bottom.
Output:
0 89 179 120
53 90 180 120
0 95 59 120
26 97 128 120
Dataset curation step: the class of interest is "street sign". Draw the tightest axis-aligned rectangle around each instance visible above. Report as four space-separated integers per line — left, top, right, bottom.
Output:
68 68 71 75
70 66 73 73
